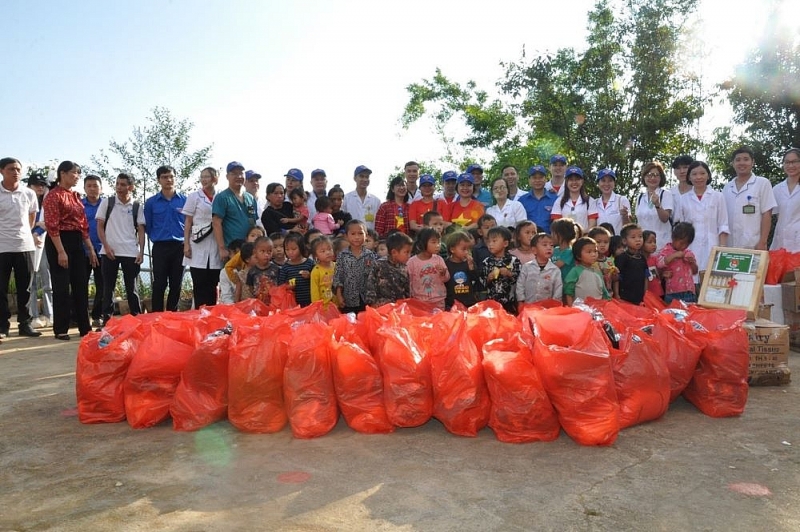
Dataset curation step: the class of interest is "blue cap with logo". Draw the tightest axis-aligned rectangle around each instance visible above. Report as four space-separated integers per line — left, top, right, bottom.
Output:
565 166 585 179
528 165 547 176
245 170 261 180
550 154 568 164
466 164 484 174
457 173 475 184
419 174 436 186
226 161 245 173
442 170 458 181
284 168 304 181
353 165 372 176
596 168 616 181
311 169 326 178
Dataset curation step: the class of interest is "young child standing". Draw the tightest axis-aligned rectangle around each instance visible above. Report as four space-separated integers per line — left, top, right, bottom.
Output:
550 218 579 282
472 214 497 271
246 236 280 305
311 196 341 235
655 222 698 304
333 220 377 313
615 223 648 305
510 220 537 265
642 230 663 299
516 232 562 309
445 231 478 310
587 226 618 297
407 228 450 309
365 229 379 253
310 236 336 306
563 237 610 305
225 226 265 286
278 232 315 307
234 242 257 302
480 226 521 314
365 232 413 306
268 232 286 267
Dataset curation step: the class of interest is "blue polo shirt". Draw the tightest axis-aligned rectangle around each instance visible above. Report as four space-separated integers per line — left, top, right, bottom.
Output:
211 188 257 246
474 188 493 209
519 190 558 234
81 196 103 253
144 191 186 242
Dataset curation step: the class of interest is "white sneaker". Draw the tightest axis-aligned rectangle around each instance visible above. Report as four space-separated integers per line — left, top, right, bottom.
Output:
43 317 53 328
32 317 47 329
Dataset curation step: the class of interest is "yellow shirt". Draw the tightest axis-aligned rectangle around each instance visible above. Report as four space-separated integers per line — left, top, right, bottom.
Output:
310 262 336 305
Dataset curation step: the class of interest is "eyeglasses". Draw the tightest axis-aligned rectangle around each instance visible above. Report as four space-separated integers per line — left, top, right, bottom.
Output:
784 159 800 166
645 172 660 178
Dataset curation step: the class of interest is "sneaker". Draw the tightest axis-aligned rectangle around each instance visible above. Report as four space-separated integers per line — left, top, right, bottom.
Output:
19 324 42 337
32 317 47 329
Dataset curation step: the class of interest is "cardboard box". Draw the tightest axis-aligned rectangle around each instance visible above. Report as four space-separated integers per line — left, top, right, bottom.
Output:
745 319 791 386
783 310 800 350
758 303 773 321
782 279 800 313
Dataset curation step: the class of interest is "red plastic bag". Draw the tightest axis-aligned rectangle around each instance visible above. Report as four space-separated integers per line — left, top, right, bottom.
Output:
171 332 231 431
766 248 788 285
682 309 749 417
428 312 491 437
647 313 703 402
482 335 560 443
227 314 290 433
643 291 667 311
532 316 619 446
269 284 298 311
283 323 339 438
527 306 593 347
330 338 393 434
232 298 274 316
375 323 433 427
124 318 197 428
465 300 522 351
76 314 145 424
610 329 671 429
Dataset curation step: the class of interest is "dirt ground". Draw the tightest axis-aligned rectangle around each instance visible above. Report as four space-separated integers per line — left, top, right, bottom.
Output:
1 326 799 532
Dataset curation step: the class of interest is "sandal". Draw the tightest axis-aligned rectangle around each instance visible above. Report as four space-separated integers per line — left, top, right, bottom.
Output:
55 334 71 341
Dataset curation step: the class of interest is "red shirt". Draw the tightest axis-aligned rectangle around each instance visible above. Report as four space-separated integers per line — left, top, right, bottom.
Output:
447 199 485 228
43 185 89 239
375 201 409 238
408 198 448 228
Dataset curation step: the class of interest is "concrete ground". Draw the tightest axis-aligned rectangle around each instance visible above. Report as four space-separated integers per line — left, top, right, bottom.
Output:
1 324 799 532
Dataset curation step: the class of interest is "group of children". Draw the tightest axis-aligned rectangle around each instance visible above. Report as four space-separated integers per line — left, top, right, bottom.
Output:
218 205 701 313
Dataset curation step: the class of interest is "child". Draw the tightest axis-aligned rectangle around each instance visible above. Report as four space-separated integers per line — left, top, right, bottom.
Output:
480 226 521 314
278 232 315 307
445 230 478 309
305 228 323 248
234 242 257 302
268 232 286 266
407 228 450 309
615 223 648 305
610 235 624 258
376 240 388 258
365 229 379 252
246 236 280 304
587 226 618 296
516 232 562 309
365 231 413 306
642 230 663 299
218 238 243 304
423 210 448 257
312 196 340 235
332 236 349 260
472 214 497 269
564 237 610 305
287 188 309 227
328 185 352 233
225 226 265 286
655 222 698 304
550 218 579 282
333 220 378 313
510 220 537 265
310 236 336 306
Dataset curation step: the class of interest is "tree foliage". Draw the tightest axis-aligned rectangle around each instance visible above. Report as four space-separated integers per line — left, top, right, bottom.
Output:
400 0 704 198
90 107 213 201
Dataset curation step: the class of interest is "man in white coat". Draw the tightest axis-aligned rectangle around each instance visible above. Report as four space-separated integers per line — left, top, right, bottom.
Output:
722 146 776 250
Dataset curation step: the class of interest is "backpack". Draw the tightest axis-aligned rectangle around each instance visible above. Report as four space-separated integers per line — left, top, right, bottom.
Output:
105 196 141 233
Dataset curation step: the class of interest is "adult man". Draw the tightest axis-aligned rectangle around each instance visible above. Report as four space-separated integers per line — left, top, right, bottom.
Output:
518 165 558 234
501 165 526 200
0 157 41 337
669 155 694 210
467 164 492 207
404 161 422 201
722 146 777 250
212 161 258 260
342 165 381 230
144 165 186 312
82 175 104 327
96 172 145 324
436 170 459 214
244 170 262 222
545 155 568 194
307 168 328 220
27 173 53 329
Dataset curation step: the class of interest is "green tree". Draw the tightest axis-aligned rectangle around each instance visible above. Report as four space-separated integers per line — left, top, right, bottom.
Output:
90 107 213 201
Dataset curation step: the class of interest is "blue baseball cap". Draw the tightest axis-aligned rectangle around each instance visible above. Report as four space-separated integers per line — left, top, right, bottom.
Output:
284 168 304 181
226 161 245 173
466 164 484 174
596 168 616 181
353 164 372 176
457 173 475 184
442 170 458 181
419 174 436 186
245 170 261 180
550 154 568 164
565 166 585 179
310 168 326 178
528 165 547 176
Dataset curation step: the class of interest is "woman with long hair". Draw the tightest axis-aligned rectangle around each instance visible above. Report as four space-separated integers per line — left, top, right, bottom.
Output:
374 176 410 238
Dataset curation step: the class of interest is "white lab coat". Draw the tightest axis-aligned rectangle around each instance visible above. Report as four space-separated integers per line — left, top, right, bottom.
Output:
722 174 776 249
635 188 673 252
674 189 729 272
771 180 800 252
486 200 528 228
593 193 631 235
551 195 597 231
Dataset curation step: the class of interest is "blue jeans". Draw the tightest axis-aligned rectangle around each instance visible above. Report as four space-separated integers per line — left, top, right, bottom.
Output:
664 291 696 304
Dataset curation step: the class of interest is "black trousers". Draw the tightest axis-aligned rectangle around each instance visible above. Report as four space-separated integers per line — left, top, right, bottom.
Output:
190 267 220 308
101 255 141 320
151 241 184 312
85 254 104 320
0 250 33 330
45 231 90 336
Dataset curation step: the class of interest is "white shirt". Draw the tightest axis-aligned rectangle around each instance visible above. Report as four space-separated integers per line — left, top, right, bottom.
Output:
182 190 222 269
511 189 526 201
96 196 145 258
722 174 776 249
592 193 631 235
0 183 38 253
486 199 528 228
771 180 800 252
674 189 729 273
551 195 598 231
342 190 382 230
635 188 674 252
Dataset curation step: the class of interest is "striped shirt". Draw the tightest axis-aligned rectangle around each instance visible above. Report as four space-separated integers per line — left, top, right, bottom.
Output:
278 258 315 306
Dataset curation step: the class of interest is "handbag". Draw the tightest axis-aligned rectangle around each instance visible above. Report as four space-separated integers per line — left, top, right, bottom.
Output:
192 224 213 243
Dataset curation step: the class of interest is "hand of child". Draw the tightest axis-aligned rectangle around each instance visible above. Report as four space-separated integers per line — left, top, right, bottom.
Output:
336 294 346 308
299 270 311 279
466 255 475 270
686 255 696 264
280 218 289 224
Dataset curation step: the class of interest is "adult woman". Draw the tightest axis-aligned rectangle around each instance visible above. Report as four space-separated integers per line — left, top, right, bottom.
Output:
635 161 673 252
447 173 485 232
374 176 409 238
673 160 728 277
182 167 222 307
771 148 800 252
550 166 597 231
43 161 98 340
592 168 630 235
261 183 296 235
486 177 527 228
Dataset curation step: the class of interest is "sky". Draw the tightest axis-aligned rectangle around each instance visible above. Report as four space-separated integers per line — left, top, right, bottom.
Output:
3 0 798 197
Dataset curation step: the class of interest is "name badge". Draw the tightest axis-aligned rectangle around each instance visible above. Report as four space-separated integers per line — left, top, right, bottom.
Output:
742 204 756 214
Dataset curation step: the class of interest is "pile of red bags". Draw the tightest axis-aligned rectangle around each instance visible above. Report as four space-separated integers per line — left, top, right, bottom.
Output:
76 296 751 445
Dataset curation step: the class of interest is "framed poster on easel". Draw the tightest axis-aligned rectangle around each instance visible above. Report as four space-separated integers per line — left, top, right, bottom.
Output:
698 247 769 320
